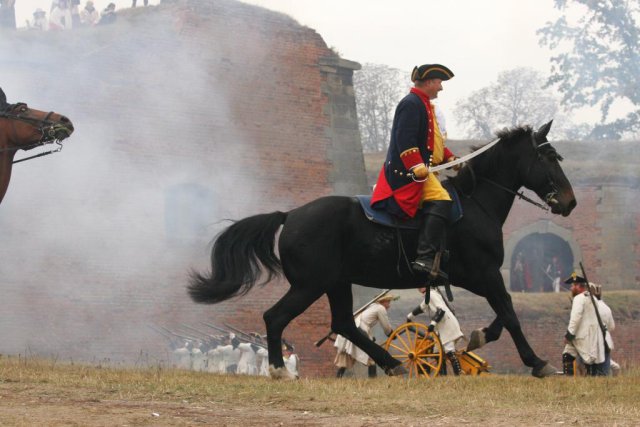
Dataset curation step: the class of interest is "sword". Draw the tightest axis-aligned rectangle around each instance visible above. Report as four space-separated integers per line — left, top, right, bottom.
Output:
409 137 501 180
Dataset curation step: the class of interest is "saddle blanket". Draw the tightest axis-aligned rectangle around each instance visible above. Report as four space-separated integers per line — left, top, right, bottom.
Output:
356 181 463 230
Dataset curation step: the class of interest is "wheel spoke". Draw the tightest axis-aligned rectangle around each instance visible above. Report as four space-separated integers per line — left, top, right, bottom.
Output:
422 361 439 371
404 327 414 349
413 328 421 350
388 342 407 354
416 352 441 358
416 361 430 377
395 333 411 352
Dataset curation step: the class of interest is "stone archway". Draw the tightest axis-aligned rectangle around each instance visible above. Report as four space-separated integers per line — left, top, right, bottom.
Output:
502 221 582 292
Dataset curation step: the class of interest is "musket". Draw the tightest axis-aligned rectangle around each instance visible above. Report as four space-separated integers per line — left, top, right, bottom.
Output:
314 289 390 348
179 324 220 342
578 262 610 353
201 322 230 335
148 324 177 342
224 323 259 341
158 325 198 342
201 322 267 349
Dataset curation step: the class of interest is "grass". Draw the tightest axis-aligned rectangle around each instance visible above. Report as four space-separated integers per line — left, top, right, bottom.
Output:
1 355 639 425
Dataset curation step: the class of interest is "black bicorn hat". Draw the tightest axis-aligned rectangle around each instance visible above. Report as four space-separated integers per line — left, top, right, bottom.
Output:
564 272 587 285
411 64 454 82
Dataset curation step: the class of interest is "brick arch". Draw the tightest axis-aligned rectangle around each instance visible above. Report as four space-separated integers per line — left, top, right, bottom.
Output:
501 220 582 286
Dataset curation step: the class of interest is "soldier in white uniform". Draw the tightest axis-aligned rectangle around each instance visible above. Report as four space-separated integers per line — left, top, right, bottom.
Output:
283 342 300 378
406 287 464 375
562 274 607 376
218 333 242 374
334 294 398 378
256 347 270 376
592 283 616 375
173 341 192 370
191 341 207 372
206 344 223 374
236 342 258 375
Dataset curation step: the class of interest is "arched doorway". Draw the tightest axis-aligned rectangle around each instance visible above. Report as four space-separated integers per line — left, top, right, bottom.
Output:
501 220 582 292
510 233 574 293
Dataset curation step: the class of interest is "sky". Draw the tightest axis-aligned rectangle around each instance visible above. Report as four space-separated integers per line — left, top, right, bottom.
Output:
12 0 608 138
237 0 572 137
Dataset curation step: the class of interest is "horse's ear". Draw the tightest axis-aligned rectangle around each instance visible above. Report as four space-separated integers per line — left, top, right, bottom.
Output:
534 120 553 144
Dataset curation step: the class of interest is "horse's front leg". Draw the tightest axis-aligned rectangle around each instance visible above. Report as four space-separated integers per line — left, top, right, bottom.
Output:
483 271 557 378
327 286 405 376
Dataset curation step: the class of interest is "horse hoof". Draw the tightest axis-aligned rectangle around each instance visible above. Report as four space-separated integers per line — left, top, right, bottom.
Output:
532 362 557 378
385 365 408 376
269 365 298 380
466 328 486 351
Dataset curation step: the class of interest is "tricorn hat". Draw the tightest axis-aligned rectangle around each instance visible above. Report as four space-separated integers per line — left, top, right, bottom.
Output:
564 272 587 285
376 294 399 303
411 64 454 82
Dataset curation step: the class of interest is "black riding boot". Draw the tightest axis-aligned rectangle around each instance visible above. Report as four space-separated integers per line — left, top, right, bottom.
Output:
368 365 377 378
412 201 452 280
336 367 346 378
446 351 462 376
562 353 575 376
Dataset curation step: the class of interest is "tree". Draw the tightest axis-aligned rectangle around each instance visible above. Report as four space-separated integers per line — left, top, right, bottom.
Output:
538 0 640 140
454 67 567 139
353 64 409 152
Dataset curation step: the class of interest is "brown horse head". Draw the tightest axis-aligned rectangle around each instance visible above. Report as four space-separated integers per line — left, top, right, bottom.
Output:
0 87 75 203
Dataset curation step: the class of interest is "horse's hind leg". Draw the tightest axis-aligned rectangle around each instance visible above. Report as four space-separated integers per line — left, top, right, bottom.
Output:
263 287 324 379
326 284 403 375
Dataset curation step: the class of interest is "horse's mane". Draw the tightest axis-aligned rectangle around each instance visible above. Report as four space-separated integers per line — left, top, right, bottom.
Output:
451 125 533 192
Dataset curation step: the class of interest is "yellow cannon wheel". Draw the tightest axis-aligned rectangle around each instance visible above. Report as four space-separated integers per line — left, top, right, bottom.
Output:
384 322 444 378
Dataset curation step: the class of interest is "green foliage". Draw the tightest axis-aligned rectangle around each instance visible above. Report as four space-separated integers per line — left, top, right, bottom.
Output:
538 0 640 140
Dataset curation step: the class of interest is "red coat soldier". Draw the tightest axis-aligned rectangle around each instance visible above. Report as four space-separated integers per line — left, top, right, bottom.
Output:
371 64 457 279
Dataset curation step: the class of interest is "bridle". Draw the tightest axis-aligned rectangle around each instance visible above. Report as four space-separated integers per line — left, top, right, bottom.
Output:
0 103 65 163
458 133 561 213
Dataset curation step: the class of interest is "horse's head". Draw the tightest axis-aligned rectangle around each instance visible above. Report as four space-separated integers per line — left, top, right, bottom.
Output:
0 87 74 152
517 120 576 217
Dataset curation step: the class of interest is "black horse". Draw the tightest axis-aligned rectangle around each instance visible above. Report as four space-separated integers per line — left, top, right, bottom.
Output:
189 121 576 378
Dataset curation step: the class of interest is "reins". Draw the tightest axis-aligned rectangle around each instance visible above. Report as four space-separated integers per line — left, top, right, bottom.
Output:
456 133 555 216
479 177 550 211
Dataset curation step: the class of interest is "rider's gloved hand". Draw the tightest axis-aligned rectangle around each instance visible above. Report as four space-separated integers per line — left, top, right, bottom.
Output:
411 163 429 179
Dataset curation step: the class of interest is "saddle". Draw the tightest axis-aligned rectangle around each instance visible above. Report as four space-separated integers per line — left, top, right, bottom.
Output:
356 182 462 299
355 181 463 229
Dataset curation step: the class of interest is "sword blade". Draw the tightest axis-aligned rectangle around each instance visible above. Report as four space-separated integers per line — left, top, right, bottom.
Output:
429 137 501 173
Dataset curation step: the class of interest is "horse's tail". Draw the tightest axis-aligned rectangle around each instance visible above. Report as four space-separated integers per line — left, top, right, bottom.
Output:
188 211 287 304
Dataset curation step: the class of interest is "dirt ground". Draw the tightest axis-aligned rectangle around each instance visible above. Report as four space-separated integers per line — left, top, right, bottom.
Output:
0 390 554 427
0 387 465 427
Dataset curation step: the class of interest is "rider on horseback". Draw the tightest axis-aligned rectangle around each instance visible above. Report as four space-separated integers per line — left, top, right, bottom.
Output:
370 64 457 281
